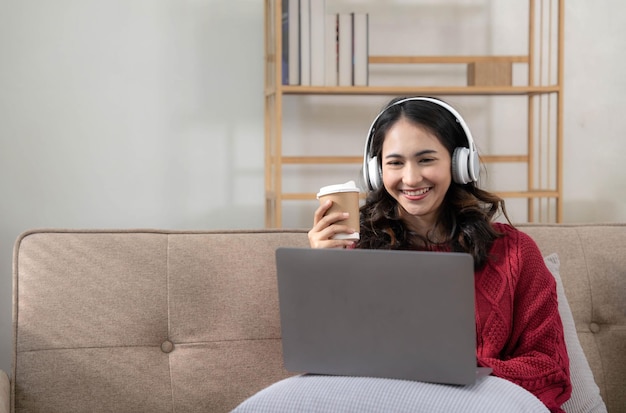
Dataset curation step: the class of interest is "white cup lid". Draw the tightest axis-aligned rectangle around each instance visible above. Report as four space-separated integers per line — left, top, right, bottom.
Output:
316 180 360 198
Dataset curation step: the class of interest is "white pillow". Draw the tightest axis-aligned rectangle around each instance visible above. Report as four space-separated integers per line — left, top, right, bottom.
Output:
231 374 548 413
543 253 607 413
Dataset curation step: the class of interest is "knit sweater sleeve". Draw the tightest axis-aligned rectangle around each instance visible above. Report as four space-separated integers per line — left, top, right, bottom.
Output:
477 226 572 413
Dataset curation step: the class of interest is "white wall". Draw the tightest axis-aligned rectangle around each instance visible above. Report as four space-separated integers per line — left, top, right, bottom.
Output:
562 2 626 221
0 0 624 375
0 0 266 375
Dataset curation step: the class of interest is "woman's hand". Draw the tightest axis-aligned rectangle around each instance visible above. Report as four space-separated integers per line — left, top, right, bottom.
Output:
308 199 357 248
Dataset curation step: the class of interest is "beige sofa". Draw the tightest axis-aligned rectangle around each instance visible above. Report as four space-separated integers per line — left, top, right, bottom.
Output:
1 224 624 413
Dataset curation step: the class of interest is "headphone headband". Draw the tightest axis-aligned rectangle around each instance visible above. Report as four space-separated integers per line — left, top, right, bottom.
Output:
362 96 479 190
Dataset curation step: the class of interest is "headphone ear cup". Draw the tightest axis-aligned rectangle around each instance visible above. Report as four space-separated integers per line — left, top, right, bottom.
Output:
452 147 470 184
469 149 480 182
367 156 382 190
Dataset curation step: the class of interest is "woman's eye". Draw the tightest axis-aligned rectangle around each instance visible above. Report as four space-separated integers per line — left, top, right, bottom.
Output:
419 158 435 164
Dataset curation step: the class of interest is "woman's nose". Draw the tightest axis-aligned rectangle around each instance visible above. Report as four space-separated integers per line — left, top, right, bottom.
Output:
403 163 422 186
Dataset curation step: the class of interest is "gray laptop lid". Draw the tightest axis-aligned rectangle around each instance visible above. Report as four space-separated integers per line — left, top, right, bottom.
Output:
276 247 489 386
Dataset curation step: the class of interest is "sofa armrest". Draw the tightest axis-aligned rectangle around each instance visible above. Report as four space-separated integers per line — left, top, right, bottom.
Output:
0 369 9 413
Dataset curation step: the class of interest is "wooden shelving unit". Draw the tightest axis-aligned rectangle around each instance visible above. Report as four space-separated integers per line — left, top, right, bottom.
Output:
264 0 564 227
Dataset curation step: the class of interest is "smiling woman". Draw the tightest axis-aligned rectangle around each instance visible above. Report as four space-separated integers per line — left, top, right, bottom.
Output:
304 96 573 412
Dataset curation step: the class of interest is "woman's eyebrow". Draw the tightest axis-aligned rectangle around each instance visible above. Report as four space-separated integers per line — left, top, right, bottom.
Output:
384 149 438 159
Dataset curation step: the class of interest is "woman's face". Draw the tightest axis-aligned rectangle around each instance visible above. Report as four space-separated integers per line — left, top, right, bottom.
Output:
381 117 452 232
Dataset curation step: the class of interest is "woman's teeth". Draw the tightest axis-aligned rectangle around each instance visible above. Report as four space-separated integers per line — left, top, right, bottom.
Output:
403 188 430 196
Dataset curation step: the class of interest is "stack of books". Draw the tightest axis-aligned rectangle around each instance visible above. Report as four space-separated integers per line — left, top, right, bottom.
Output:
282 0 369 87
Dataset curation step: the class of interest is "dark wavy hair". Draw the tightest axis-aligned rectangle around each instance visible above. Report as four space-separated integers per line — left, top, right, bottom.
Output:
357 97 510 269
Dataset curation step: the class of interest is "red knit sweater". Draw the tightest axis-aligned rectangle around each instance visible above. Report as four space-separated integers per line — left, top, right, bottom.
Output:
475 223 572 412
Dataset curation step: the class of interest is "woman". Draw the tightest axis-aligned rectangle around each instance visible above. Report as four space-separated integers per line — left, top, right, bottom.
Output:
308 96 572 412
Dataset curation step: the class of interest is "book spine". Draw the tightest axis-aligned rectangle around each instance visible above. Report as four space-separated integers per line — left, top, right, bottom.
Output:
324 13 338 87
309 0 326 86
287 0 300 85
352 12 369 86
337 12 352 87
281 0 288 85
299 0 311 86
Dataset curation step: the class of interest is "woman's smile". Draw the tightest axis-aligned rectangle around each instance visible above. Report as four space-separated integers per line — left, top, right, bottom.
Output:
401 187 431 200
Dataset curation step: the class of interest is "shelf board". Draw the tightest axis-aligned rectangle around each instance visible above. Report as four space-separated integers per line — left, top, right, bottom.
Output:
281 156 362 164
491 190 559 199
278 155 529 164
280 85 560 95
369 55 529 64
481 155 529 163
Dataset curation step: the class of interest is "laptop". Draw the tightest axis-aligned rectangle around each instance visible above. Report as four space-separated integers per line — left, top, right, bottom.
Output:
275 247 492 386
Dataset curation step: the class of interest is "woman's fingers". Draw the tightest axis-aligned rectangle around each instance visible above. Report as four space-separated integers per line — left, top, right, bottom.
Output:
309 199 357 248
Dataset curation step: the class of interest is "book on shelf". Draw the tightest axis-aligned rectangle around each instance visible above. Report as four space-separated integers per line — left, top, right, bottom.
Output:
324 13 338 86
280 2 369 87
309 0 326 86
337 12 352 86
284 0 300 85
352 12 369 86
281 0 288 85
299 0 311 86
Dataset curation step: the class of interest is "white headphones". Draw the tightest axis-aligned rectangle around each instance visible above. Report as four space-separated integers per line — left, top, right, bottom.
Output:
362 96 480 191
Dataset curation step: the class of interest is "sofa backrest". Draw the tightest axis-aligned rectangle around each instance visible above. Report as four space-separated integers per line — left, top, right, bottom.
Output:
12 229 309 413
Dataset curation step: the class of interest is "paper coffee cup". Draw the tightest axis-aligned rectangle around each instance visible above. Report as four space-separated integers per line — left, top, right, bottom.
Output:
316 180 360 240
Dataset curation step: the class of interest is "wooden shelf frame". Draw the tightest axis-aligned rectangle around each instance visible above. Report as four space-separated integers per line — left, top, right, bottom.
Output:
275 85 560 95
264 0 564 227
